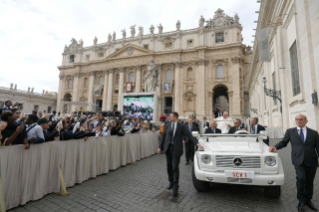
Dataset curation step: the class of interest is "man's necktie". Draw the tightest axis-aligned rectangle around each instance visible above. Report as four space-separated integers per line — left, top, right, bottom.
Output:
299 129 305 143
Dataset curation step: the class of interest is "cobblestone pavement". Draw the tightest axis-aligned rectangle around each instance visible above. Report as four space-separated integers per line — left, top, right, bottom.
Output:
9 139 319 212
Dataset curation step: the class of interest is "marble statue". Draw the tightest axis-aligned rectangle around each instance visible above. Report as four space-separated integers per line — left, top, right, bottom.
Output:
108 33 112 42
138 26 143 36
14 84 17 90
45 90 48 95
176 20 181 30
199 15 205 27
94 37 98 45
28 87 30 92
10 83 13 90
234 13 239 24
70 38 77 44
130 25 136 37
31 87 34 93
158 24 163 34
42 90 45 95
79 39 83 48
150 25 155 34
144 60 159 92
113 32 116 41
121 29 126 39
64 45 68 52
205 18 214 28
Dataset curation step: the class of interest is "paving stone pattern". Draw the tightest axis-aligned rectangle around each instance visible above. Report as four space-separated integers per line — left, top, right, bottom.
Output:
9 139 319 212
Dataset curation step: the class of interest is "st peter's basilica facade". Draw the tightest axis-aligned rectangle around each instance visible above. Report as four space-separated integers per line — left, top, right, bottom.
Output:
57 8 251 119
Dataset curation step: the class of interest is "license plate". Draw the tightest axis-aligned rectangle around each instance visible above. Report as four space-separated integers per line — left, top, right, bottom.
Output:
224 170 255 179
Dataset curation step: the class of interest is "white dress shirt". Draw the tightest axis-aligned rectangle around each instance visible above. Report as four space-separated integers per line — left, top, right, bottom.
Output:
171 122 177 137
297 126 307 140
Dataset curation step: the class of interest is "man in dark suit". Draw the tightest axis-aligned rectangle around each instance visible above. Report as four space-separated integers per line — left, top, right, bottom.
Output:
183 117 200 165
204 120 221 134
251 117 269 145
202 116 209 129
158 112 203 197
228 119 242 134
269 114 319 212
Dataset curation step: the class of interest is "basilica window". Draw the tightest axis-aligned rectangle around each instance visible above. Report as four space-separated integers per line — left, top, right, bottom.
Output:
86 55 90 61
69 55 74 63
116 74 119 85
99 76 104 85
166 69 172 80
289 41 301 96
84 78 88 87
187 39 193 47
98 53 104 58
68 79 72 89
129 72 134 82
187 67 193 79
215 33 224 43
216 65 224 78
143 44 149 49
165 42 173 49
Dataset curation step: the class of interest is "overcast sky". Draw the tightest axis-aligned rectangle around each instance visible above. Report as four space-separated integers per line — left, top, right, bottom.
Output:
0 0 259 93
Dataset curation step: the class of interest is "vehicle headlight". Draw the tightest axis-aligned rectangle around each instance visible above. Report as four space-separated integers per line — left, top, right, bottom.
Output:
265 156 276 166
201 154 211 164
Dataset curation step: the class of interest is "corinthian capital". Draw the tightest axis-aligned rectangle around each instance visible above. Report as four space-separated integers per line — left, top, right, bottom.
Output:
59 74 65 80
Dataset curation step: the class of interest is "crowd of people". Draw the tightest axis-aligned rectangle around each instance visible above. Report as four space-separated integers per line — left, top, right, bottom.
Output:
0 100 157 148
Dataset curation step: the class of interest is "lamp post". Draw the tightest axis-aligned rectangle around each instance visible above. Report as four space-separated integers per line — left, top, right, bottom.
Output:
263 77 282 113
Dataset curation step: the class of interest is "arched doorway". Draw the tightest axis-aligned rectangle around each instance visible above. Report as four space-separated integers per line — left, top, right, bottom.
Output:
213 85 229 113
63 93 72 114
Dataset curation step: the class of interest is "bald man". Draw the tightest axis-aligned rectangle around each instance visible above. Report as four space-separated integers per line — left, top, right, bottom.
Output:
269 114 319 212
204 121 221 134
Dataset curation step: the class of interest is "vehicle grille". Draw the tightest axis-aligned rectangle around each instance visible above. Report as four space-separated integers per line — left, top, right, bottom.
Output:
215 155 261 168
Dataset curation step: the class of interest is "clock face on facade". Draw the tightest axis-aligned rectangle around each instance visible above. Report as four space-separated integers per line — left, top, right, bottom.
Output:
70 44 76 50
215 17 224 26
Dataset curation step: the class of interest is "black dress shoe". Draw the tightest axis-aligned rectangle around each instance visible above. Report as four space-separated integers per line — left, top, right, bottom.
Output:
172 188 178 196
297 202 305 212
166 184 173 189
306 200 318 211
185 162 189 165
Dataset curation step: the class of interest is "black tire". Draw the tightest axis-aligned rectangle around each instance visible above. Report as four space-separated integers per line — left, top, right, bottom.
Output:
264 186 281 198
192 166 210 192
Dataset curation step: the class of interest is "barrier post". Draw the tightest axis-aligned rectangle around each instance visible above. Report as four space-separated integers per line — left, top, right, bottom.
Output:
54 166 69 196
0 176 6 212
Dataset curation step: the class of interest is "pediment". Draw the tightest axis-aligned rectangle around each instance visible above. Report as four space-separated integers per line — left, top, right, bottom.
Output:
107 44 154 59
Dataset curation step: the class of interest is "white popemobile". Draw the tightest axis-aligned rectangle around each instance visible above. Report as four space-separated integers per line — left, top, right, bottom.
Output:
191 130 285 198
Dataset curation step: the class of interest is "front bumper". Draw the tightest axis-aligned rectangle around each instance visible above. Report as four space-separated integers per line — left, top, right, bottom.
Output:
194 157 285 186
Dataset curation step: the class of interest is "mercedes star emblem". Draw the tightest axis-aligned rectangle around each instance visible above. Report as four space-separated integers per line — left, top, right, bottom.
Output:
233 157 242 166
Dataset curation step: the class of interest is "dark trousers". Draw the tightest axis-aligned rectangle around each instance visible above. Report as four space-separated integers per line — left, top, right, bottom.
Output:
185 141 195 162
165 145 181 189
294 162 317 202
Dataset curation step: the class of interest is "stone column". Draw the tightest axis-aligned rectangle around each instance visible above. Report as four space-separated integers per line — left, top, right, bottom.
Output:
174 62 181 112
118 68 125 112
228 91 233 117
102 69 109 110
135 65 142 92
71 73 80 111
107 69 114 110
230 57 241 117
88 71 96 111
57 74 65 113
196 59 206 116
156 64 162 96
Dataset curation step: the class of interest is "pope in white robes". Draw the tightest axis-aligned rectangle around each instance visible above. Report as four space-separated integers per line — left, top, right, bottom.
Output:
215 112 233 133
